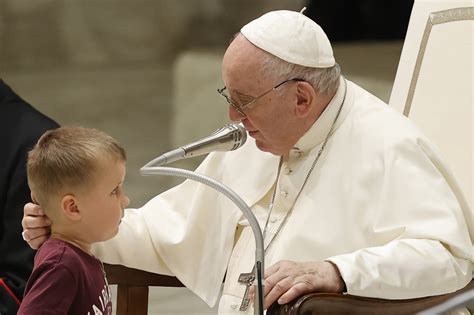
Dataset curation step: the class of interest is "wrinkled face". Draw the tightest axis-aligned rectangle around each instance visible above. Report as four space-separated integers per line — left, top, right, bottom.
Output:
76 159 129 243
221 35 303 156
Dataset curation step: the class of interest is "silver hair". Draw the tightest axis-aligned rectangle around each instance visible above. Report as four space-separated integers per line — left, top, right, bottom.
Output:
259 52 341 96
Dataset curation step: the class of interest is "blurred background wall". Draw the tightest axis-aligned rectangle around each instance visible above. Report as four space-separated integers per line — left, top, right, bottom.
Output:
0 1 413 313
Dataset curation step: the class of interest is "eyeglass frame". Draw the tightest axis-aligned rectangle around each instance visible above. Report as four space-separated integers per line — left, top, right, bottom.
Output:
217 78 305 116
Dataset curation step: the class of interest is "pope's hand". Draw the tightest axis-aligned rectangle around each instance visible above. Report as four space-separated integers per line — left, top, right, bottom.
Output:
250 260 346 310
21 202 52 249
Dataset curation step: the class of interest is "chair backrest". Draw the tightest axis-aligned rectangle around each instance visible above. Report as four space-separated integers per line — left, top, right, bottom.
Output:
389 0 473 239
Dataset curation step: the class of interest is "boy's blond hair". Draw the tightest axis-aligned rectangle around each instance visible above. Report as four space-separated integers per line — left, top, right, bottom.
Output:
27 126 126 212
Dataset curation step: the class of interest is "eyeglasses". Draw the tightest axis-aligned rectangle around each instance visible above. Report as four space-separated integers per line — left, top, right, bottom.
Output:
217 78 304 116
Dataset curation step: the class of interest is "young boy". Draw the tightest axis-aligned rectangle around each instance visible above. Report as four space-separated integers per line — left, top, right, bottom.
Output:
18 126 129 314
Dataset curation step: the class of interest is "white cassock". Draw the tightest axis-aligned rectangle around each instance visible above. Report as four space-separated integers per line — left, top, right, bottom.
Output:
93 78 473 314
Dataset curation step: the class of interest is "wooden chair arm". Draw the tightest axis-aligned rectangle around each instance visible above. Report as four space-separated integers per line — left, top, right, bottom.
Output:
104 263 184 287
267 280 474 315
103 263 184 315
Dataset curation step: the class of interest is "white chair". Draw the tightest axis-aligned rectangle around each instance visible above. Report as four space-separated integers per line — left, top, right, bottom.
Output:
389 0 473 256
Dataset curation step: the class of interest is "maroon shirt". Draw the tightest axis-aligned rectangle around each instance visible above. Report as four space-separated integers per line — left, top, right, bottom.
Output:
18 238 112 315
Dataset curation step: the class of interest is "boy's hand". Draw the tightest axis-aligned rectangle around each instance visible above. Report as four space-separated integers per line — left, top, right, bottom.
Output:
21 202 52 250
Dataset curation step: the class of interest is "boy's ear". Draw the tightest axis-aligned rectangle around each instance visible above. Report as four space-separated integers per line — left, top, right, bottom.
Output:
31 191 39 204
61 195 81 221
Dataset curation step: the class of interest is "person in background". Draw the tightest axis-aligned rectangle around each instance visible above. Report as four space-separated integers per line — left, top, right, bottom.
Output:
0 79 59 314
18 126 129 314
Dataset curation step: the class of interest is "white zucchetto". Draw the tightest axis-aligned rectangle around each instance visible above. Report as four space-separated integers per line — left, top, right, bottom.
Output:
241 10 336 68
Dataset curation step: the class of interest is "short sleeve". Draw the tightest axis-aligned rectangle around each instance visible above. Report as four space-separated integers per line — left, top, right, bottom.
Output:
18 263 77 314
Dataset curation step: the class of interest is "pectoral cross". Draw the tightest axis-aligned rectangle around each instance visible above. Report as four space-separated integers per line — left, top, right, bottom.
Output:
238 269 255 311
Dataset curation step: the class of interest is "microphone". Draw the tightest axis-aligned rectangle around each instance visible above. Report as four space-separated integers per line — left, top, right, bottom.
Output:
146 123 247 167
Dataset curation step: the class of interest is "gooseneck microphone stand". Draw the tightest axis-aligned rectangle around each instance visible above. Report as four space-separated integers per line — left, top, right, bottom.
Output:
140 162 265 315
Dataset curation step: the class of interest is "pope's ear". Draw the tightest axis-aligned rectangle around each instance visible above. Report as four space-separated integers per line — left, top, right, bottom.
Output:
61 195 81 221
295 81 315 117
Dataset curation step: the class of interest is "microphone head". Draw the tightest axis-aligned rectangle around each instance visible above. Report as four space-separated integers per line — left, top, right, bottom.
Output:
181 123 248 157
224 123 247 151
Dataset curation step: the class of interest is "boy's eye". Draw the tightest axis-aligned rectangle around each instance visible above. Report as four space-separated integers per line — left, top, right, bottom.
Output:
111 187 120 195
